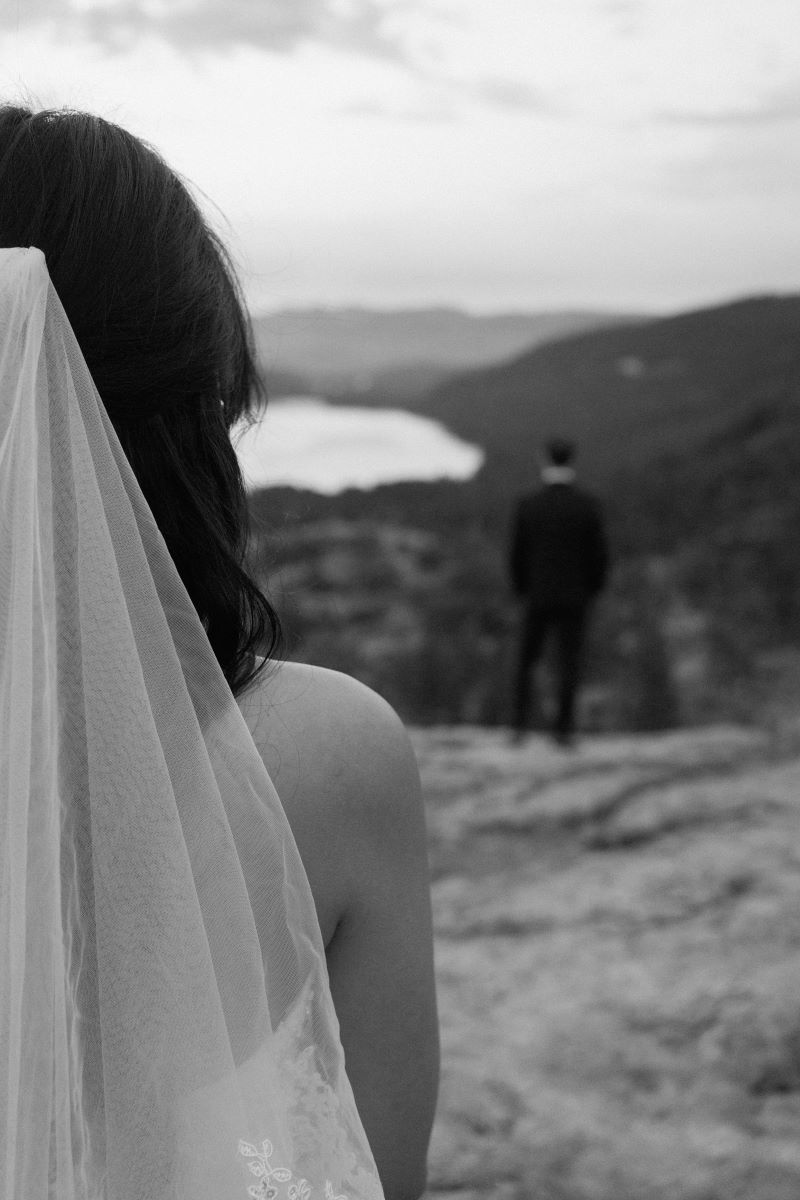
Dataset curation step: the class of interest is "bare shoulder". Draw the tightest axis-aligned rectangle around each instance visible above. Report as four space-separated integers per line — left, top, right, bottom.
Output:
238 659 419 815
239 661 438 1196
237 660 423 940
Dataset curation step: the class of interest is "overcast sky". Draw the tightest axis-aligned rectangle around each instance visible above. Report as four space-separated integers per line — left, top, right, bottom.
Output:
1 0 799 314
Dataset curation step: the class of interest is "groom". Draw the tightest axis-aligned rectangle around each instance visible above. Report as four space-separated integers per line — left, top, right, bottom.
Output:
509 437 609 745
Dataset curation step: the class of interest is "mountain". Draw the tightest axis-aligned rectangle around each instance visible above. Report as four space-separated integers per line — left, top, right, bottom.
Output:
250 305 638 399
418 291 800 696
423 293 800 495
249 292 800 731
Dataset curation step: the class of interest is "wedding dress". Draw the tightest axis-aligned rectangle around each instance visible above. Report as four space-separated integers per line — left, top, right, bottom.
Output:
0 247 385 1200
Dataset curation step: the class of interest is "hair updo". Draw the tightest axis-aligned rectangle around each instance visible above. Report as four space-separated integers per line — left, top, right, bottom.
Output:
0 104 280 695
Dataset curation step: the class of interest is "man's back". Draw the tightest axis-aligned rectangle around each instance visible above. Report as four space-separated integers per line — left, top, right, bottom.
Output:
510 482 608 607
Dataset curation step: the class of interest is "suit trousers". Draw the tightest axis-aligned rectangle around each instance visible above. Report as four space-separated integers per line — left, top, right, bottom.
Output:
513 600 588 736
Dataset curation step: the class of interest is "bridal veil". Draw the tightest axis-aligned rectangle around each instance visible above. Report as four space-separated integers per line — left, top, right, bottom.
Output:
0 247 384 1199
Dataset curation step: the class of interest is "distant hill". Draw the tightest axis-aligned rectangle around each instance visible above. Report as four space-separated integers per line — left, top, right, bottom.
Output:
249 292 800 729
251 305 638 400
418 290 800 703
423 294 800 495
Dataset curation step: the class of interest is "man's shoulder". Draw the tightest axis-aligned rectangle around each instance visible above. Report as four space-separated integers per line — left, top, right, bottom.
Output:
518 482 596 505
570 482 602 506
516 485 548 511
515 483 604 527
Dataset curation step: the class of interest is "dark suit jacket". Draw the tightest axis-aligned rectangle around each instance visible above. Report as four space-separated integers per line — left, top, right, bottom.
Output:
510 482 609 606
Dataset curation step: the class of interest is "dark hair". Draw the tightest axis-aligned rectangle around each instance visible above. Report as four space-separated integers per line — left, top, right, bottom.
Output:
546 437 575 466
0 105 280 695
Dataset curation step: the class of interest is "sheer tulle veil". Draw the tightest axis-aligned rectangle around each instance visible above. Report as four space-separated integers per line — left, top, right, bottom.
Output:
0 247 384 1199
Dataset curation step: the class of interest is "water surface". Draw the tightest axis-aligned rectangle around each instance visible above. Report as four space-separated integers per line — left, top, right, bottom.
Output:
234 396 483 494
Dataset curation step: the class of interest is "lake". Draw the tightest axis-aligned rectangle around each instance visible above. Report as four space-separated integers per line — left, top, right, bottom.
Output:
233 396 484 494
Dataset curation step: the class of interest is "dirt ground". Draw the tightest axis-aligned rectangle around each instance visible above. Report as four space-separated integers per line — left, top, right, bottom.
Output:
413 724 800 1200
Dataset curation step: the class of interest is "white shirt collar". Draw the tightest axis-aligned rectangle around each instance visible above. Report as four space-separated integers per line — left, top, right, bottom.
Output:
541 465 576 485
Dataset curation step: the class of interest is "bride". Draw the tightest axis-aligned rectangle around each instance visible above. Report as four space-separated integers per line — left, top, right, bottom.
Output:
0 105 438 1199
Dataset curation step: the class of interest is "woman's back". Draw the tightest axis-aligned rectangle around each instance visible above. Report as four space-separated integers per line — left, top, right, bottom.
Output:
238 661 439 1199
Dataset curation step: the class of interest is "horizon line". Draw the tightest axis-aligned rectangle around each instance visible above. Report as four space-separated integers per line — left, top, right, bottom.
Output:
247 285 800 321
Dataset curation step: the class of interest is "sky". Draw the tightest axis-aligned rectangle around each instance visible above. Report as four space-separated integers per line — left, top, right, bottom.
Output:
1 0 799 315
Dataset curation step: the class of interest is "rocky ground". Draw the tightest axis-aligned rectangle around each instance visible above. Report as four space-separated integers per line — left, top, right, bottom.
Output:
413 724 800 1200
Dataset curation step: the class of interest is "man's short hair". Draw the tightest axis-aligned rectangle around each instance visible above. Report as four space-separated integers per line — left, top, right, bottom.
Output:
546 437 576 466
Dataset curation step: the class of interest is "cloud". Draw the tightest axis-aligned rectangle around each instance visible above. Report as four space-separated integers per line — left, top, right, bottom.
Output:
336 72 554 125
655 90 800 128
470 77 553 113
1 0 410 62
655 101 800 206
339 96 458 122
1 0 57 22
600 0 646 37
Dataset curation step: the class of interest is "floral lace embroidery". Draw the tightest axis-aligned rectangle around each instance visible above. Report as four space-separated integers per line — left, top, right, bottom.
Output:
270 989 384 1199
238 1138 348 1200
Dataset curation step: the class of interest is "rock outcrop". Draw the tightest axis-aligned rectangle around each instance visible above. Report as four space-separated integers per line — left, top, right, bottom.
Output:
416 726 800 1200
